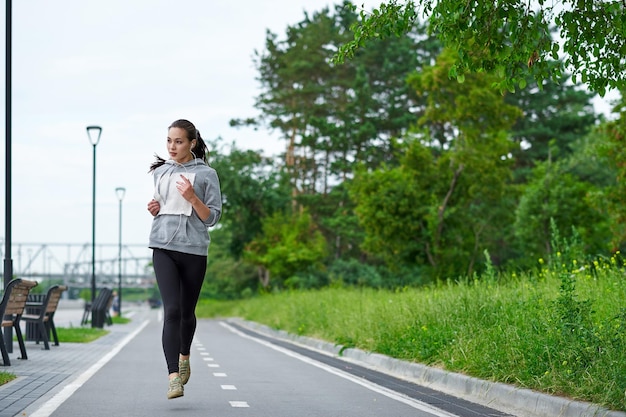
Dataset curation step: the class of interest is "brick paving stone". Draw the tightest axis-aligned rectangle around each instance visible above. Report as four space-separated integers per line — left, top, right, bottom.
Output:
0 306 149 417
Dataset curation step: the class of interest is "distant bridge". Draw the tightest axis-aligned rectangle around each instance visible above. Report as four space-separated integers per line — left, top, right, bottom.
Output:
1 242 155 290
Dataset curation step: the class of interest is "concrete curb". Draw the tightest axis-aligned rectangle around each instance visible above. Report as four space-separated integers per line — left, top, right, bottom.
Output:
227 318 626 417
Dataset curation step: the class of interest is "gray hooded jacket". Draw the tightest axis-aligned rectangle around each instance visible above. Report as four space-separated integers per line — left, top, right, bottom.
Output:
149 158 222 256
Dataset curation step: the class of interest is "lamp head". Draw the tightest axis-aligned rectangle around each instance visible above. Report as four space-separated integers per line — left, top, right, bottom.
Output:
86 125 102 146
115 187 126 201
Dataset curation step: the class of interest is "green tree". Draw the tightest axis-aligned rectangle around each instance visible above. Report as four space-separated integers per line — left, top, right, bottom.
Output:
244 210 328 289
234 2 439 200
347 143 433 272
505 76 598 182
202 226 259 300
335 1 626 96
513 159 608 261
231 3 439 272
594 93 626 250
298 183 365 261
349 48 521 279
208 139 290 259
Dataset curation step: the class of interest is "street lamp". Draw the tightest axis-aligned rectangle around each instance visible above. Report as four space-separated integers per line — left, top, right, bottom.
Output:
86 125 101 322
115 187 126 318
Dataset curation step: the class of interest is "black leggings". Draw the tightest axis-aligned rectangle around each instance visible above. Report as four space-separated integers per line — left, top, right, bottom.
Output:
152 248 207 375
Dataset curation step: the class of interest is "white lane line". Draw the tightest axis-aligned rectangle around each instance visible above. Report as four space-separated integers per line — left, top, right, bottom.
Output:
229 401 250 407
200 352 209 356
30 319 151 417
220 322 458 417
207 364 220 368
203 357 215 361
213 372 228 377
221 385 237 390
197 347 207 351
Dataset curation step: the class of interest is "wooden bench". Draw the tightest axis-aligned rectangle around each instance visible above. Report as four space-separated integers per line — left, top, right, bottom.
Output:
81 287 113 328
21 285 68 350
0 278 38 366
104 290 114 326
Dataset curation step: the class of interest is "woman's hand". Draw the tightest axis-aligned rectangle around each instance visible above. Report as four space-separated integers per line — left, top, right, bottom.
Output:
147 199 161 216
176 175 196 201
177 174 211 221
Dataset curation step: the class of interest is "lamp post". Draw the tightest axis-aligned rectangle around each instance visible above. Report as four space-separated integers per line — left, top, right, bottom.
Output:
86 126 101 323
115 187 126 318
3 0 13 352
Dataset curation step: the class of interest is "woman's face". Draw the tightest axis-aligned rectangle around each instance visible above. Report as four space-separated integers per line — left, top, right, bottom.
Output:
167 127 194 164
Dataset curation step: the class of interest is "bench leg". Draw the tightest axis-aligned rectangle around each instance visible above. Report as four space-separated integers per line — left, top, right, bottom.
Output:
36 321 50 350
81 309 90 326
14 322 28 360
0 333 10 366
47 318 60 346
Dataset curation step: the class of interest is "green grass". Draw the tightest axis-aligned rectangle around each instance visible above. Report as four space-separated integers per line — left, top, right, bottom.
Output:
56 326 110 343
0 371 16 385
111 316 131 325
196 254 626 412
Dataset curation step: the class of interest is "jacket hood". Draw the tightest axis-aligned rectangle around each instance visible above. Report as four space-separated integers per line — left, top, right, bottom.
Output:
164 158 207 168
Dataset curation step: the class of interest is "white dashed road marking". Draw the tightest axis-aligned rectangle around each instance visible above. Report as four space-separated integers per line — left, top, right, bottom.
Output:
194 331 249 411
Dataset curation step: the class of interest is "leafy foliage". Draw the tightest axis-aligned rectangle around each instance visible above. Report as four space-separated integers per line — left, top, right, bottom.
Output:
203 226 259 300
348 48 521 279
594 93 626 249
335 0 626 95
244 210 328 289
504 75 598 182
235 2 440 200
514 160 609 261
211 2 620 298
209 139 291 259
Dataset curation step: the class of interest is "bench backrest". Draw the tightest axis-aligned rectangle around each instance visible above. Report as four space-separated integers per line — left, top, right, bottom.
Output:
105 291 114 310
45 285 68 314
93 287 112 310
1 279 38 320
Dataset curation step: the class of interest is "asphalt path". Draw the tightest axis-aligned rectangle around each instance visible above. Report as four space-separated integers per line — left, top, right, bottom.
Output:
27 308 508 417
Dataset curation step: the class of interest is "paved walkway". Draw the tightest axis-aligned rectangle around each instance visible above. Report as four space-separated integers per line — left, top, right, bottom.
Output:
0 300 150 417
1 300 625 417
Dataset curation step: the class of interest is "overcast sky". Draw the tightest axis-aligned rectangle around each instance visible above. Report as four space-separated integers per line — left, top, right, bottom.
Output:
0 1 620 274
0 0 348 271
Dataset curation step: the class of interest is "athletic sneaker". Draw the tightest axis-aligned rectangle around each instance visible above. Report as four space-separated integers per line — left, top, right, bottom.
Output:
167 376 184 399
179 358 191 385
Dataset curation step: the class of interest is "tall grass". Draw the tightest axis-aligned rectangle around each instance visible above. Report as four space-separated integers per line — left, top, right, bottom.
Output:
198 251 626 412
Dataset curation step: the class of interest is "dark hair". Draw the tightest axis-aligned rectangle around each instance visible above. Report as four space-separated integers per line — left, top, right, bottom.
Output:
148 119 210 172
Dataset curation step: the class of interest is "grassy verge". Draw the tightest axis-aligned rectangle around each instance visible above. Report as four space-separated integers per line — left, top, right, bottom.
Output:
196 254 626 412
111 316 131 325
0 372 16 385
56 327 109 343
